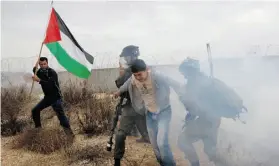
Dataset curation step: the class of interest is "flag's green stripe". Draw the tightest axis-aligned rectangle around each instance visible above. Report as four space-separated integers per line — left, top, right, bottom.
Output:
46 42 91 78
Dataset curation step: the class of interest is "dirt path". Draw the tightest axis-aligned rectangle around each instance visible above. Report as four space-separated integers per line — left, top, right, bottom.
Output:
1 134 192 166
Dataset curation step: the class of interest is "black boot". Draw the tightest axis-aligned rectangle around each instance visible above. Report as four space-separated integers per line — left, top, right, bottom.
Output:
63 127 75 138
114 158 120 166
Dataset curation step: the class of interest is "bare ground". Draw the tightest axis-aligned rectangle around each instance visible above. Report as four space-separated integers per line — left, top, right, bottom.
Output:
1 133 193 166
3 88 278 166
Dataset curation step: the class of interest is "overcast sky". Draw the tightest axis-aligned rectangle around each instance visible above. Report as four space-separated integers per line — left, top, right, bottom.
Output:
1 0 279 71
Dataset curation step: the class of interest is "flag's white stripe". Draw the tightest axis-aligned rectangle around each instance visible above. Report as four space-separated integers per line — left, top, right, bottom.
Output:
59 32 92 71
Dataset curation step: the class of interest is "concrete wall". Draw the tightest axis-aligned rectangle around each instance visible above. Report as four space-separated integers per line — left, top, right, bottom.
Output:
2 56 279 93
58 67 120 92
57 65 182 92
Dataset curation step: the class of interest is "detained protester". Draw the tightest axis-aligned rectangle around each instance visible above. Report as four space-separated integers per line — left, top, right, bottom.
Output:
115 59 184 166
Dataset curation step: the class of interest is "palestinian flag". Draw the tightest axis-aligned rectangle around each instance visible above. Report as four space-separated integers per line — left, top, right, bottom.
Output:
43 8 94 78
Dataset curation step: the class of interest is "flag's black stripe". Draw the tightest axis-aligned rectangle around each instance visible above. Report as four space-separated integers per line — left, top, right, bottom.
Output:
54 9 94 64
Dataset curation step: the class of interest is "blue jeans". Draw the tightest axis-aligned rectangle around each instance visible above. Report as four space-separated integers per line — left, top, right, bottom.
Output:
146 106 176 166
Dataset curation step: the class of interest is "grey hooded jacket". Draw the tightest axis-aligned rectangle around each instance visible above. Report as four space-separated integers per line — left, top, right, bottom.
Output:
118 69 183 116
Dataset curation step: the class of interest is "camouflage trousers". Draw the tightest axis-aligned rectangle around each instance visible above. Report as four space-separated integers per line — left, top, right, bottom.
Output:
114 105 149 159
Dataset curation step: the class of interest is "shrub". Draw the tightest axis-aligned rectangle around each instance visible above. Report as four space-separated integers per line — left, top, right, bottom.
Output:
60 80 94 106
1 85 32 136
13 128 73 154
76 95 116 136
60 79 117 136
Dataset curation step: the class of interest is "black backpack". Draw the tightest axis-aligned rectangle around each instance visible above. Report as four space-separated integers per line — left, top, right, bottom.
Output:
185 76 248 122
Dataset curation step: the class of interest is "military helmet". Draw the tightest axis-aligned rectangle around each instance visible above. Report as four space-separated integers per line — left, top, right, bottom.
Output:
119 45 140 68
179 57 200 73
119 45 140 57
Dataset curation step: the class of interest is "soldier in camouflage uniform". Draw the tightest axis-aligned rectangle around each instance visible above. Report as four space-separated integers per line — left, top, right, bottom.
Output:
114 45 150 166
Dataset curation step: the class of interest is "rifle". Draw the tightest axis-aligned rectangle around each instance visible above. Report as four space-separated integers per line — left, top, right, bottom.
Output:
106 97 124 151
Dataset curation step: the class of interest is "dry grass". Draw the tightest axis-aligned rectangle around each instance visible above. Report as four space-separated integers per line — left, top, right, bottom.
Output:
0 83 187 166
62 135 158 166
1 82 157 166
1 148 68 166
12 128 74 154
1 85 34 136
0 83 231 166
75 95 116 136
60 80 94 106
66 144 109 164
0 80 117 137
60 80 117 136
2 134 160 166
122 144 159 166
65 138 112 165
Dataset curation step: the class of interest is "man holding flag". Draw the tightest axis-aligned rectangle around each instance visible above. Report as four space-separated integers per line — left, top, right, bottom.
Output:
32 57 74 137
31 7 94 138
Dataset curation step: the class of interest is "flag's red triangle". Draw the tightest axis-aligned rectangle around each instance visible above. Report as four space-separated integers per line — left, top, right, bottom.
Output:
43 8 61 44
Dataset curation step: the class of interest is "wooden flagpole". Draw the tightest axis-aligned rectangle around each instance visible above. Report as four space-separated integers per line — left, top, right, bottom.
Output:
29 0 54 97
29 43 44 96
206 43 214 78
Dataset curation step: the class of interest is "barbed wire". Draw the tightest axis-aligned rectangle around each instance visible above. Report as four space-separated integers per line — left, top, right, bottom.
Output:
1 52 120 73
2 45 279 92
1 45 279 73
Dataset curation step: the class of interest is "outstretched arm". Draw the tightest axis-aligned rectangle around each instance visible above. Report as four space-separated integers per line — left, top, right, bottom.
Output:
154 71 185 95
158 71 200 115
119 77 131 93
166 77 185 95
114 77 131 97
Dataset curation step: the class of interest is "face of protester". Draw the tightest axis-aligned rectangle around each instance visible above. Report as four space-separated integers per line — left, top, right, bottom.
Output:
39 60 48 69
133 70 148 82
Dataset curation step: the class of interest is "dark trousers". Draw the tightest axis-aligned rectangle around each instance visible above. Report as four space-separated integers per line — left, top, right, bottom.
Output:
31 97 70 129
178 117 221 165
114 105 149 159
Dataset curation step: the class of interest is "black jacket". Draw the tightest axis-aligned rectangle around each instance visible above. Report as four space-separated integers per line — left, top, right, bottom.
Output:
33 67 62 99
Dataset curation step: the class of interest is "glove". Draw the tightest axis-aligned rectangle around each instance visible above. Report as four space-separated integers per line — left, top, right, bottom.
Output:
185 112 197 121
